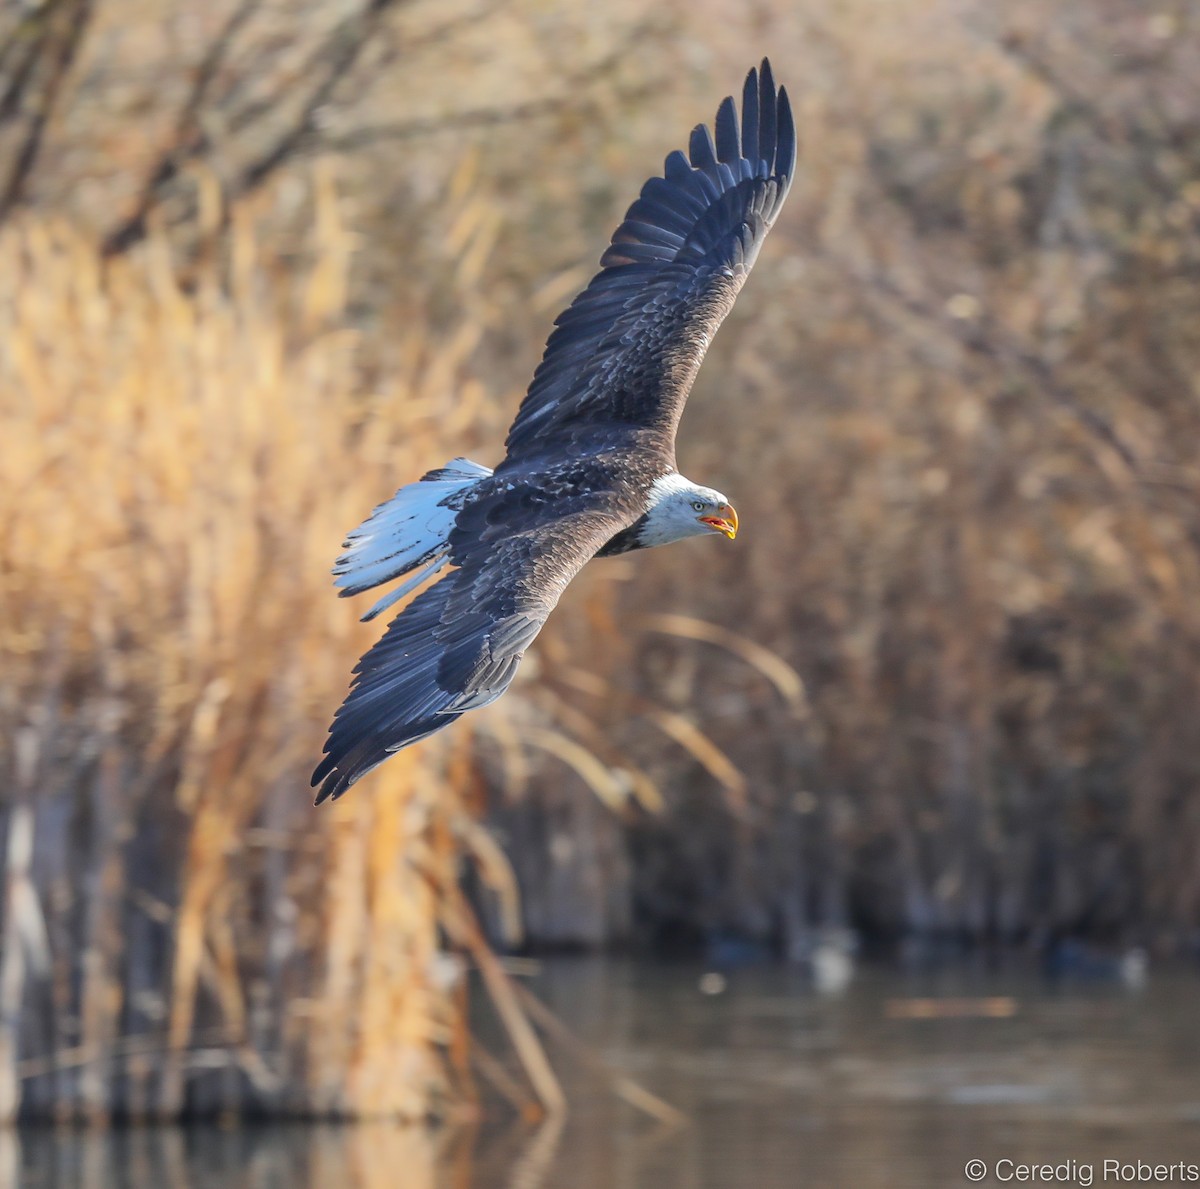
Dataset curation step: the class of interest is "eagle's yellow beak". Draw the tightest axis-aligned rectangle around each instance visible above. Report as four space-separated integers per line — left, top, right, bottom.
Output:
700 503 738 541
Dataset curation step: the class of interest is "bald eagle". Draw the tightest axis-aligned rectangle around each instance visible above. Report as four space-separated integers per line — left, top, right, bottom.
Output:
313 60 796 803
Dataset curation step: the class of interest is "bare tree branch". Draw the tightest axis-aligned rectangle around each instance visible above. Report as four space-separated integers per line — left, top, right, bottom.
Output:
236 0 401 193
100 0 264 257
819 247 1140 475
102 0 408 257
316 94 575 153
99 6 659 258
0 0 93 223
314 28 659 153
0 6 50 118
995 31 1188 208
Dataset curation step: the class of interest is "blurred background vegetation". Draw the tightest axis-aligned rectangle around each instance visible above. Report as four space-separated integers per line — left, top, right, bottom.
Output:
1 0 1198 1124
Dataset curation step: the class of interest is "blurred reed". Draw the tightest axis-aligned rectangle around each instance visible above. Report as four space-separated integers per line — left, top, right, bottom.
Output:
0 164 529 1122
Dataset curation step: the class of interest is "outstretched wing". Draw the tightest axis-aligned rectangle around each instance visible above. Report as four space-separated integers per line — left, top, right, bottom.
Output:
312 499 631 803
502 59 795 463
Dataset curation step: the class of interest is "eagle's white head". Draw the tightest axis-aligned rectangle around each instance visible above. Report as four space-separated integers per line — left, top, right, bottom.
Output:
640 472 739 549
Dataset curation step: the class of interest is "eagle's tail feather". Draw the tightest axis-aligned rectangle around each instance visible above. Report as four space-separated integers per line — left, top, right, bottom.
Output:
332 457 491 620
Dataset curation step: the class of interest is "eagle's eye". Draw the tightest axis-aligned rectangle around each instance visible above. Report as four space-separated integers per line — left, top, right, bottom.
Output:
691 500 706 512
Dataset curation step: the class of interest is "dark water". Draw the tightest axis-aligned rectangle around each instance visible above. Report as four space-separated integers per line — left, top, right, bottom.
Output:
13 957 1200 1188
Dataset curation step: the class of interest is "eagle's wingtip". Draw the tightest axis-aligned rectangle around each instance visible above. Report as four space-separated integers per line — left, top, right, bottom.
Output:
775 84 796 183
312 772 339 806
311 751 338 803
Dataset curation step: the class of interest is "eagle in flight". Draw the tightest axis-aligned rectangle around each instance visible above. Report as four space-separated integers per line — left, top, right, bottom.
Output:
313 60 796 803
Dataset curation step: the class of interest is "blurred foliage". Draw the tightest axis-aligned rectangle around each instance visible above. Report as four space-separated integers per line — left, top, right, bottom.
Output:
0 174 492 1121
1 0 1199 1122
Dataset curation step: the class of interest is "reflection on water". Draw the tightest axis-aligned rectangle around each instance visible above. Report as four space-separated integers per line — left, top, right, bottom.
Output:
15 958 1200 1188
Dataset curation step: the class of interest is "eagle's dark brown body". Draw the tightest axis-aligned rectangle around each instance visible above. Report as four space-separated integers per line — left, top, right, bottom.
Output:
472 458 653 550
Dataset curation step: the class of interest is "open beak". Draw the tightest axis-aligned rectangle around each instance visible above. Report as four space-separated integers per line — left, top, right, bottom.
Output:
699 503 738 541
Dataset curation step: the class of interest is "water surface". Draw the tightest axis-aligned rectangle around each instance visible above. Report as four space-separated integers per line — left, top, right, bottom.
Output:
15 957 1200 1187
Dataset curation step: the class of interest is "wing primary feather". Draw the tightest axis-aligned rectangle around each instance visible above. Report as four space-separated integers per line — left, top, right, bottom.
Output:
741 66 760 168
663 149 691 181
640 175 705 220
683 166 722 206
759 58 777 168
627 196 696 237
775 85 796 191
612 221 686 249
714 95 741 163
688 123 718 172
600 240 676 267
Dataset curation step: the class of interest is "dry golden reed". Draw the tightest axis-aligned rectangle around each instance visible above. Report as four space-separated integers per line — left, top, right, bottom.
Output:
0 170 517 1122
